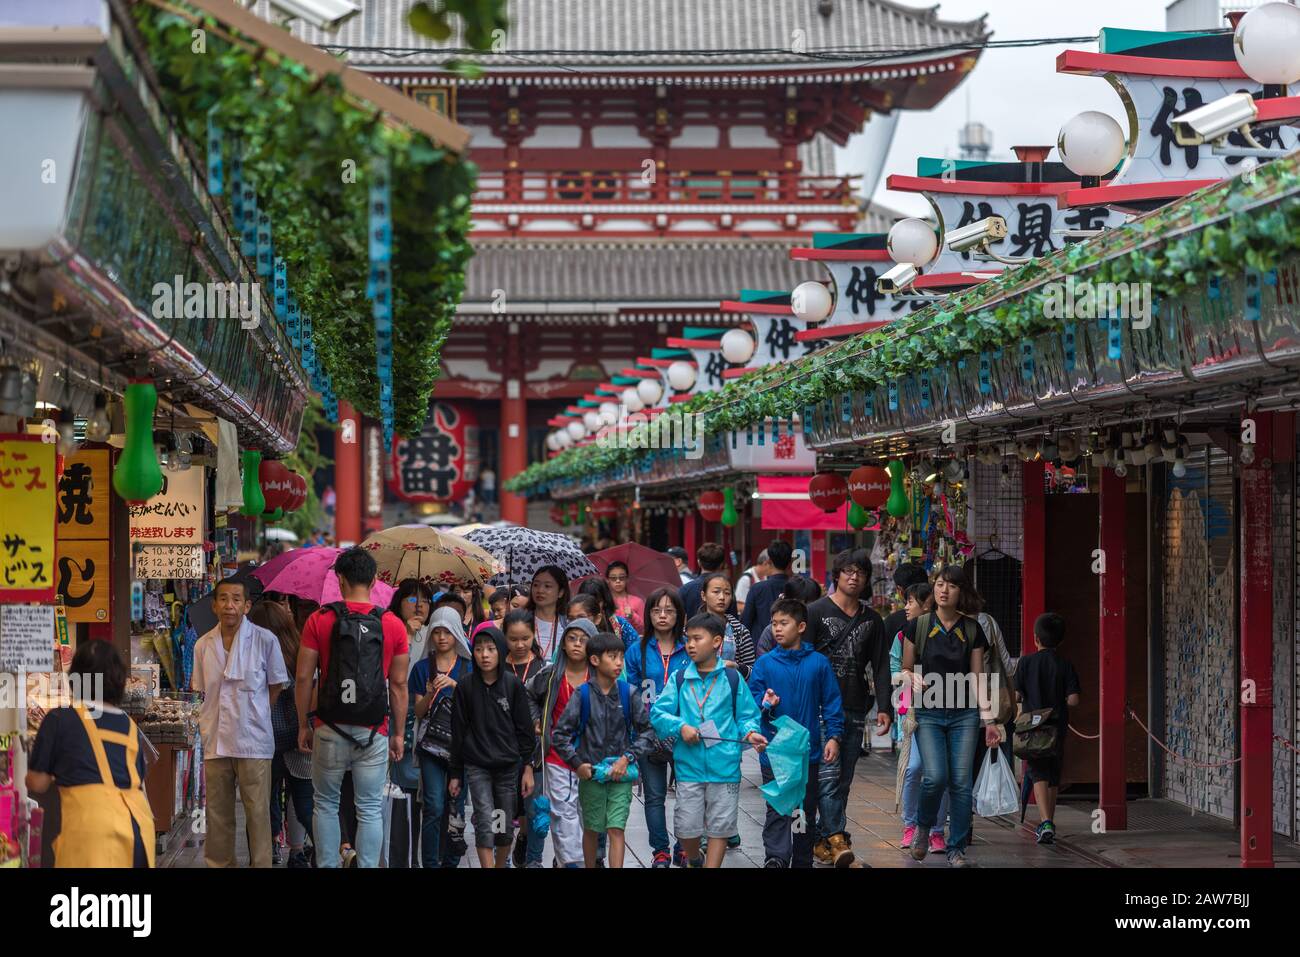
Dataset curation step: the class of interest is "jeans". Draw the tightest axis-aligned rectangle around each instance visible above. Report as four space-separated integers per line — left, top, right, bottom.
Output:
640 758 673 854
270 751 314 847
466 763 520 849
311 724 388 868
760 759 821 868
902 730 948 834
419 756 464 868
817 710 865 839
914 708 980 852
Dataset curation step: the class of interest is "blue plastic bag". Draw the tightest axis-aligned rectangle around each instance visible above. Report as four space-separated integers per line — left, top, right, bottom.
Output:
760 715 811 816
592 756 640 783
528 794 551 836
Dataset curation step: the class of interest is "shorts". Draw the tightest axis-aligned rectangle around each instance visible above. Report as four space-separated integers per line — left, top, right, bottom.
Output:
673 781 740 840
1025 750 1063 787
578 779 634 832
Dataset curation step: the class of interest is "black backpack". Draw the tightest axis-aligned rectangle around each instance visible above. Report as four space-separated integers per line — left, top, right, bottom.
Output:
317 602 389 747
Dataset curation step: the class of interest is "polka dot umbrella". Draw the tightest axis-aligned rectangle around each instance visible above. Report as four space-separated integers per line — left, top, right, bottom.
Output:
462 526 597 586
359 525 501 589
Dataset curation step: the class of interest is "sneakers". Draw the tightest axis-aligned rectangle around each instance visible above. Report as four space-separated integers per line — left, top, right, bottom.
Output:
827 833 856 868
525 861 546 869
900 825 917 849
340 846 358 868
271 845 282 866
947 849 970 868
287 849 310 869
909 835 929 862
652 851 672 869
686 857 706 868
447 814 468 857
672 847 688 868
726 834 742 850
1035 820 1056 845
812 839 835 866
763 857 786 868
928 832 946 855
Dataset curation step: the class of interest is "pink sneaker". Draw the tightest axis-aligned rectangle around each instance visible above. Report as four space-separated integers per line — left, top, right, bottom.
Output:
901 825 917 849
928 832 946 854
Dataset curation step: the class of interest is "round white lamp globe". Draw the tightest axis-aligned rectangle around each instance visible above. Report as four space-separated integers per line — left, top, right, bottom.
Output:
666 360 697 392
720 328 757 365
556 430 573 448
1057 111 1126 178
583 411 602 432
622 387 645 413
546 433 559 452
567 421 587 441
791 281 834 323
887 218 939 268
636 377 664 406
1235 2 1300 86
599 401 619 425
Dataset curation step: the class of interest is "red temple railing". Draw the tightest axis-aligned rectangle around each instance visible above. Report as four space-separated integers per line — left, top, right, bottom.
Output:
474 170 859 205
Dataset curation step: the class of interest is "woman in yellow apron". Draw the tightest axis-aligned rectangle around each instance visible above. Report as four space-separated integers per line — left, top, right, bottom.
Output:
26 641 155 867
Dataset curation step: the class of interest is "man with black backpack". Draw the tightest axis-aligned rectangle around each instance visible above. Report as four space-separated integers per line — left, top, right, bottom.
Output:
806 548 893 868
295 548 410 868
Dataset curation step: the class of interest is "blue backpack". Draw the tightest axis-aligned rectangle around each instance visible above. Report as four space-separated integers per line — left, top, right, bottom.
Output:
574 679 634 748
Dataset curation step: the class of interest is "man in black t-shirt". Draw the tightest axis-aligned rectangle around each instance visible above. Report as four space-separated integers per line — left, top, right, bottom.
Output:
1013 613 1081 845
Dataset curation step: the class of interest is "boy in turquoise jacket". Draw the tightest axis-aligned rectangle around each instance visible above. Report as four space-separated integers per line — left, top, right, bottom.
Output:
651 613 767 868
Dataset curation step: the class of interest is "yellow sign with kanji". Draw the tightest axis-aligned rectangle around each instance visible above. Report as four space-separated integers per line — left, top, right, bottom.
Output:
0 435 57 601
56 539 110 624
56 448 109 540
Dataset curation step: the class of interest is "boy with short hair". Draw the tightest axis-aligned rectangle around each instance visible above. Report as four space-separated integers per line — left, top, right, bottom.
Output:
1014 612 1081 845
748 598 844 869
552 631 654 868
651 613 767 868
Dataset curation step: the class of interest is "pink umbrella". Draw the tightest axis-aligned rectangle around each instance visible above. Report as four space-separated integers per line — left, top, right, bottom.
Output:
251 547 396 607
583 542 681 602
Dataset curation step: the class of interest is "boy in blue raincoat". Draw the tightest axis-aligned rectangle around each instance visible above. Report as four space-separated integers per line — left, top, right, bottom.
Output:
748 598 844 868
651 613 767 868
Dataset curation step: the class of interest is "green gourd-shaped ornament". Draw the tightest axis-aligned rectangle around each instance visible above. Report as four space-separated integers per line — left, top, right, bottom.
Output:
847 501 869 530
885 460 909 518
262 507 284 523
240 450 266 517
111 380 163 503
720 487 739 527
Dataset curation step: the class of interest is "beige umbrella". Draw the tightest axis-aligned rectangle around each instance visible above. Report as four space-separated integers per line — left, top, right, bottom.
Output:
360 525 501 589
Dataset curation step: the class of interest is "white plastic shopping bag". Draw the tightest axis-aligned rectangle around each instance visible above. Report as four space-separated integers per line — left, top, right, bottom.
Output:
973 747 1019 818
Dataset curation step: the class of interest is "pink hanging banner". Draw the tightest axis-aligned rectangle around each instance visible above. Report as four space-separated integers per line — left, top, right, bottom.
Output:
758 475 849 531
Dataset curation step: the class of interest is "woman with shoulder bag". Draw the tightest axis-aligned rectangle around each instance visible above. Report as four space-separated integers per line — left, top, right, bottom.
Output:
412 607 472 868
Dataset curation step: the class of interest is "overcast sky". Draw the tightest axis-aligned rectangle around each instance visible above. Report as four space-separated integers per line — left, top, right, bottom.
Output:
838 0 1193 217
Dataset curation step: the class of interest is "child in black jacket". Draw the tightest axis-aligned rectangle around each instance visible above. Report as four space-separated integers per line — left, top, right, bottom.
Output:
449 627 536 868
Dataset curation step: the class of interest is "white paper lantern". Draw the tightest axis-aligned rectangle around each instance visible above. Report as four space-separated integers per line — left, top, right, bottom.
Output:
556 430 573 448
622 387 645 413
666 360 697 392
720 328 756 365
567 421 587 441
886 218 939 268
546 433 559 452
599 401 619 425
583 410 602 432
1057 111 1126 178
1235 3 1300 85
636 377 664 406
791 281 834 323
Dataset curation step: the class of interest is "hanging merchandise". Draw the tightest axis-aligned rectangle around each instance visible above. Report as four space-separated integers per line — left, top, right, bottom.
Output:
698 490 725 523
885 461 909 518
720 487 739 527
239 451 265 517
259 458 291 512
808 472 848 512
567 502 581 524
111 380 163 504
590 498 619 521
847 502 870 530
847 466 890 509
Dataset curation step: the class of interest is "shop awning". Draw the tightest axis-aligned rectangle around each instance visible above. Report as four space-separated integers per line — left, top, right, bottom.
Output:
757 475 848 531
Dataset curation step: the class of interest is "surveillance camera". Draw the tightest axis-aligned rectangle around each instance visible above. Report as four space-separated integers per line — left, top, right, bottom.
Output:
268 0 361 31
945 215 1008 253
876 262 920 295
1172 92 1258 146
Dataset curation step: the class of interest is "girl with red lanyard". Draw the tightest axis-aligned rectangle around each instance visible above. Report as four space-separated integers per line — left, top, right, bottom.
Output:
412 608 471 869
501 609 548 867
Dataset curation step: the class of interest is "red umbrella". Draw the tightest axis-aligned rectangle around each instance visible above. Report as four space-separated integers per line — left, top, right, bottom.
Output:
582 542 681 601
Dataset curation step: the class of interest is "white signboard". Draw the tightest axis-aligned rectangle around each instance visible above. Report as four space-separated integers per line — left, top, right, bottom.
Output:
727 429 818 472
135 544 205 581
1 604 55 672
129 467 206 545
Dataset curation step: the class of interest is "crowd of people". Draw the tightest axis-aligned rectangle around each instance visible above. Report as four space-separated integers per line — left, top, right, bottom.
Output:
27 538 1083 869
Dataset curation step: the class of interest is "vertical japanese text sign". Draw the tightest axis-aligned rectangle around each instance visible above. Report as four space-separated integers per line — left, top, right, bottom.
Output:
0 435 57 602
55 448 112 623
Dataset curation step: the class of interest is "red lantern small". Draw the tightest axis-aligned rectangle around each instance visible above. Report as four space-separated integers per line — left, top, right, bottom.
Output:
591 498 619 520
808 472 848 512
282 472 307 512
568 502 581 524
847 466 890 509
698 490 726 523
259 459 291 511
549 505 565 525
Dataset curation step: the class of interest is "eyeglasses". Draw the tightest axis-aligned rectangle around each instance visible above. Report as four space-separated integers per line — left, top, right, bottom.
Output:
607 575 628 583
839 568 865 580
404 595 430 604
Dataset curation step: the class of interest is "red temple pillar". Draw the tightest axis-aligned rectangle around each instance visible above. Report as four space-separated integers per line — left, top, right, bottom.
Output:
1022 460 1047 653
1240 410 1282 867
500 326 528 526
335 401 362 548
1098 465 1127 830
684 511 699 571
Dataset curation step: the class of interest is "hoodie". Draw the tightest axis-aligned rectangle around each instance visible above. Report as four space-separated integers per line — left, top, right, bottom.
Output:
552 673 655 770
448 627 535 775
651 661 762 783
527 618 599 770
747 643 844 762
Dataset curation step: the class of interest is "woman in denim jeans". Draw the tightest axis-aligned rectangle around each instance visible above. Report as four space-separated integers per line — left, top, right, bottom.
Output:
899 565 1000 867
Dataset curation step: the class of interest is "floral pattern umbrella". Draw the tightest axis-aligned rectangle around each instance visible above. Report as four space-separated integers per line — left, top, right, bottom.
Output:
360 525 500 589
463 526 597 586
251 547 395 607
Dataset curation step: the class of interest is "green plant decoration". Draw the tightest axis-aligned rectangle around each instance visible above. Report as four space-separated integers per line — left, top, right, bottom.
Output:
721 488 739 527
111 380 163 503
847 502 869 530
885 461 909 519
241 450 266 517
